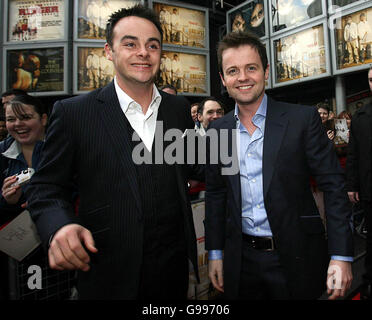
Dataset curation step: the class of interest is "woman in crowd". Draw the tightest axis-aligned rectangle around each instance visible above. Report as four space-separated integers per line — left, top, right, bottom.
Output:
0 94 47 225
316 102 335 140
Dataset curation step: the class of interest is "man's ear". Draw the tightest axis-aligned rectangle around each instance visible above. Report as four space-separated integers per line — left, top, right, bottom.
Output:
219 72 226 87
104 43 113 61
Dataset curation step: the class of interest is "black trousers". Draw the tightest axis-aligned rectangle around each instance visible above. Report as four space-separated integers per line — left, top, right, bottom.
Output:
362 201 372 283
238 242 290 300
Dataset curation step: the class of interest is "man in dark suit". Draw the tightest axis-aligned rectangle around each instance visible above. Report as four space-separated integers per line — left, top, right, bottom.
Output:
25 5 200 300
205 31 353 300
346 67 372 298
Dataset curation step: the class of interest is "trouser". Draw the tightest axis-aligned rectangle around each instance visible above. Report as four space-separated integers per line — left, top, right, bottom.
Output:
362 201 372 283
238 242 290 300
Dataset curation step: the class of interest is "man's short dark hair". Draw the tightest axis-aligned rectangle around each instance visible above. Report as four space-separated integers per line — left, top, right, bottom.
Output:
1 89 27 98
217 31 268 75
106 4 163 48
316 102 330 113
197 96 224 115
159 84 177 94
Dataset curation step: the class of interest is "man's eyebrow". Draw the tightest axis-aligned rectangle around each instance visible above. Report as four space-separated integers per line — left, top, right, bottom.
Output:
120 35 161 45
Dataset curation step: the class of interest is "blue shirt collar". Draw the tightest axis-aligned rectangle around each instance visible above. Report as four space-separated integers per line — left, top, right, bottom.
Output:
234 94 267 122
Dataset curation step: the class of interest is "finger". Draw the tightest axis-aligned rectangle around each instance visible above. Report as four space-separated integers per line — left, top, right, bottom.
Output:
66 234 92 266
80 229 98 254
328 289 341 300
54 236 89 271
49 244 77 270
356 193 359 202
48 250 64 271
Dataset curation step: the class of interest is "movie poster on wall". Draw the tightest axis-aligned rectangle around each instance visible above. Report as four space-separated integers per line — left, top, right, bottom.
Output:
334 6 372 70
77 46 116 92
76 0 141 40
6 47 64 93
7 0 66 42
273 24 327 84
228 0 266 38
152 2 207 49
158 51 208 95
271 0 323 33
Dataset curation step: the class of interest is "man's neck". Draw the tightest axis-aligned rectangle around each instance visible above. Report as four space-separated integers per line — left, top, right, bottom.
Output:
116 77 154 114
237 95 264 120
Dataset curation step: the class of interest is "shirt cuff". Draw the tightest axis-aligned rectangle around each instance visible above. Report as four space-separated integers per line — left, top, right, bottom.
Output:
208 250 223 260
331 255 353 262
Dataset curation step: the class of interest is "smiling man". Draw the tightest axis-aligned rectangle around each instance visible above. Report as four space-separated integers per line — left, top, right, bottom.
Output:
25 5 200 300
205 31 354 300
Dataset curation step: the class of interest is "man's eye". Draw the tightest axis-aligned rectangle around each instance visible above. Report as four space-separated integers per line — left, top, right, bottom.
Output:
124 42 135 48
149 44 160 50
227 69 237 75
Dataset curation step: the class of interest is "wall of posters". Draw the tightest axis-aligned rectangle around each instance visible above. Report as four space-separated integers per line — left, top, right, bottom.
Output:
76 0 141 40
273 24 327 84
76 46 115 92
228 0 266 38
5 47 65 93
334 6 372 70
152 2 207 49
157 50 208 95
7 0 66 42
271 0 324 33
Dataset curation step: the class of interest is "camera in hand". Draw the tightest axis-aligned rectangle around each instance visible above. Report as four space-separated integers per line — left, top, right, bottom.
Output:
11 168 35 187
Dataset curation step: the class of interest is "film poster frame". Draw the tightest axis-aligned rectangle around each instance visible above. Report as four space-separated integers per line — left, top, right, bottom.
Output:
270 19 331 88
74 0 144 42
226 0 269 40
269 0 327 37
73 42 116 94
328 0 367 15
329 1 372 75
149 0 209 51
157 48 210 97
3 0 69 44
2 43 69 96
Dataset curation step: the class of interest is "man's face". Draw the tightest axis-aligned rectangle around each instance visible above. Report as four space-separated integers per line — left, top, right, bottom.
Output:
198 100 224 128
191 105 198 122
220 44 268 109
232 14 245 32
105 16 161 89
368 69 372 92
251 4 264 27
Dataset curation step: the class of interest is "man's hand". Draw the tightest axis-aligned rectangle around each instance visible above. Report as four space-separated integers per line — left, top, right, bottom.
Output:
49 224 98 272
2 175 22 205
327 260 353 300
348 191 359 203
208 259 224 293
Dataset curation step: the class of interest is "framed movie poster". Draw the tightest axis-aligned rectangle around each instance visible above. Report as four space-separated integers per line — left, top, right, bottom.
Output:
226 0 268 39
328 0 365 14
157 50 210 96
269 0 326 35
74 0 143 41
271 21 331 87
3 44 68 95
330 3 372 74
73 43 116 94
4 0 68 43
150 0 209 50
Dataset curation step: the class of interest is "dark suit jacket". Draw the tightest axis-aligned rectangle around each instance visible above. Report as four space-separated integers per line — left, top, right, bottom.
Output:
205 97 353 299
26 82 199 299
346 103 372 201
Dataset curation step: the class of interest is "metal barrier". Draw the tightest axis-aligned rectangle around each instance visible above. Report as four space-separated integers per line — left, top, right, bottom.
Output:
7 246 77 300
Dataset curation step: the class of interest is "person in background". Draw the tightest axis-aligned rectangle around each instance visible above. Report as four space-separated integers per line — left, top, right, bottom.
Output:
1 89 27 107
159 84 177 95
0 112 7 141
190 102 199 124
196 97 225 136
346 67 372 299
317 102 335 140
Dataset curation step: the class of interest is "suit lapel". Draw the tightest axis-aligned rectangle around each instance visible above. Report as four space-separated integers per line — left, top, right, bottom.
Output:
96 82 142 215
263 97 288 198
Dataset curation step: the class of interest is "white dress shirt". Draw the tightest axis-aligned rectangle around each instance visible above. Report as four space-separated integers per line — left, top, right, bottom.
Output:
114 77 162 152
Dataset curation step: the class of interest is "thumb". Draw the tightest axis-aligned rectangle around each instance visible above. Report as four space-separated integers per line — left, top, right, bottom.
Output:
80 228 98 253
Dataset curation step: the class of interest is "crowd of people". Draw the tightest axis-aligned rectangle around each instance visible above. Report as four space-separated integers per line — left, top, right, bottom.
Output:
0 4 371 302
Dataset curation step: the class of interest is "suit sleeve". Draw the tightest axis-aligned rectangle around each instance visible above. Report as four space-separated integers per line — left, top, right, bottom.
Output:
345 119 359 192
25 101 80 248
204 124 227 251
305 107 353 257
